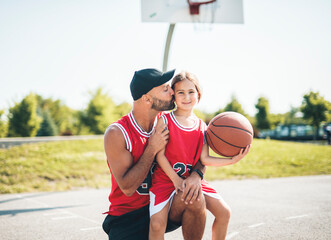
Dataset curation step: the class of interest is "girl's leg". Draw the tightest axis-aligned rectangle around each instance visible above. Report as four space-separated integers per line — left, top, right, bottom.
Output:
205 195 231 240
149 201 171 240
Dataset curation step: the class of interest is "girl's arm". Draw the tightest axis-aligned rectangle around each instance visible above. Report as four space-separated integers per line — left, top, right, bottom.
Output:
200 143 251 167
156 149 184 193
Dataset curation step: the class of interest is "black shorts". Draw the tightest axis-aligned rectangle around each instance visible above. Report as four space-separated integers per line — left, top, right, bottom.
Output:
102 205 181 240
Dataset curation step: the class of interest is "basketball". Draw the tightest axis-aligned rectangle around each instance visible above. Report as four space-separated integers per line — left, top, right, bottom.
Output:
206 112 253 157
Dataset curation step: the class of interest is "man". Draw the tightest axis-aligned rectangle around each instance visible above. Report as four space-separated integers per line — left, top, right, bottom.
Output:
102 68 207 240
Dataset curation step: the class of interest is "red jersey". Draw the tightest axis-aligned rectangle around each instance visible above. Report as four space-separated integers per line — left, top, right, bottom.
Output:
104 112 159 216
150 112 219 216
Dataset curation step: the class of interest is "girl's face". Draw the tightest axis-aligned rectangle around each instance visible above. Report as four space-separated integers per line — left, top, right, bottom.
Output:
173 79 199 111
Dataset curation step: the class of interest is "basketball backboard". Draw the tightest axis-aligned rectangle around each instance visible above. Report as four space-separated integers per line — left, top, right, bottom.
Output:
141 0 244 24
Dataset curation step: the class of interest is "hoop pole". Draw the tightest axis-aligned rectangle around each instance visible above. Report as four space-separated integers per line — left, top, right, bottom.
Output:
163 23 176 72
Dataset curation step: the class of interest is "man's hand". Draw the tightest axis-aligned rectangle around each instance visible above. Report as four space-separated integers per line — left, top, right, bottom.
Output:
148 118 169 154
181 173 202 205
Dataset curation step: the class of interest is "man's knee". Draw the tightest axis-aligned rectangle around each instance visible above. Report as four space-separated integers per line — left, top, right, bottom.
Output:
102 215 111 234
186 195 206 213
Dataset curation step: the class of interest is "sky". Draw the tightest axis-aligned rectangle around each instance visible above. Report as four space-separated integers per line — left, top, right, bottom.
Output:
0 0 330 116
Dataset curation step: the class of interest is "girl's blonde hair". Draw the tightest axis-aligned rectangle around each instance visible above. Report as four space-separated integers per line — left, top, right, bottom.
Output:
171 71 202 102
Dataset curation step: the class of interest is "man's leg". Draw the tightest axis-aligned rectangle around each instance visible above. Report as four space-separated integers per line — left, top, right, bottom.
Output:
168 192 206 240
103 206 150 240
102 214 112 235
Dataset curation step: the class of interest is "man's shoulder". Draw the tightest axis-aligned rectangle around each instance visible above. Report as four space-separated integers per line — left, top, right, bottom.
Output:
104 123 129 152
104 124 124 140
105 114 130 135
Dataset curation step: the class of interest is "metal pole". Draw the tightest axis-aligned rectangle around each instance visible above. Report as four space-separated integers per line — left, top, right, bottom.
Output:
163 23 176 72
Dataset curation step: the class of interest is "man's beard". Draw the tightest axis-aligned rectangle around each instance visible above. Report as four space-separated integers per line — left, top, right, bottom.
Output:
151 97 175 111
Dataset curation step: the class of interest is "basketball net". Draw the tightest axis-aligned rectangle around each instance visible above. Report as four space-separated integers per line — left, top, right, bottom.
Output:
187 0 218 31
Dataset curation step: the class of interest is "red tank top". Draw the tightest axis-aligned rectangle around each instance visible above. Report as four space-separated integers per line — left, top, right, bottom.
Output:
150 112 207 205
104 112 160 216
159 111 206 177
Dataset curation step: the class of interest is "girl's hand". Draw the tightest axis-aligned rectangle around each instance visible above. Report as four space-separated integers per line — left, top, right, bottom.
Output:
173 176 184 194
231 144 251 164
181 173 202 204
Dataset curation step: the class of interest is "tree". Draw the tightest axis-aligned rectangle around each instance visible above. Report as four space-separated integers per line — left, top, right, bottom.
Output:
224 95 246 116
37 96 78 135
255 97 271 130
269 113 284 129
37 109 58 136
283 106 307 125
209 95 246 124
301 91 330 140
114 102 132 120
8 93 42 137
82 88 117 134
0 109 8 138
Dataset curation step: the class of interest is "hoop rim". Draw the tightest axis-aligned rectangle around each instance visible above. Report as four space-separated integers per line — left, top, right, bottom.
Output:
187 0 217 15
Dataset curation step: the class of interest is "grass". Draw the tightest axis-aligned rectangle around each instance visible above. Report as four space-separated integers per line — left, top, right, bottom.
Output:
206 139 331 180
0 139 330 194
0 139 110 194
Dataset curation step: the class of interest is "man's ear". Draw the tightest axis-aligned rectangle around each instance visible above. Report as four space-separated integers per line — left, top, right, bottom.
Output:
141 94 152 105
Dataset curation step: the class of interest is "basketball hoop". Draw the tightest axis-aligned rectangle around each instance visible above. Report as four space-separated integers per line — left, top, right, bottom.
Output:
141 0 244 71
187 0 218 30
187 0 216 15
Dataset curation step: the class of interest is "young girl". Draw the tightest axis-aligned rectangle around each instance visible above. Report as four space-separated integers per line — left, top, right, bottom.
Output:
149 71 250 240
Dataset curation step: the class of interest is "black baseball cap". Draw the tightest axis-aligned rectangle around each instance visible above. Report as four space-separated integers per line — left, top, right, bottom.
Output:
130 68 176 101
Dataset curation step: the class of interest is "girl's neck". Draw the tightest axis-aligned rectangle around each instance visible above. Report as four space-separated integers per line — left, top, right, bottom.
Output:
173 109 196 128
173 108 194 118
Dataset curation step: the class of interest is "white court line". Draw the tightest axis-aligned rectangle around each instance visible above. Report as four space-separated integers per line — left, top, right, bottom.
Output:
248 222 265 228
80 226 102 231
44 211 69 216
18 194 100 225
70 213 100 224
226 232 239 239
48 211 100 224
52 215 78 220
18 195 49 207
286 214 308 220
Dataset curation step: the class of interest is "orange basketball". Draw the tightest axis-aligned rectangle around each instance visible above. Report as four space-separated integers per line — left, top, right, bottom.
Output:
206 112 253 157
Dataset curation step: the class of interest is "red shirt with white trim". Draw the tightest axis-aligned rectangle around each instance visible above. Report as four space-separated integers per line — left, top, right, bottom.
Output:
104 112 160 216
150 112 218 209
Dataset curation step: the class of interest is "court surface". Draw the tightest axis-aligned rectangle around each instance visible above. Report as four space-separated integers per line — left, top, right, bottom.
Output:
1 175 330 240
